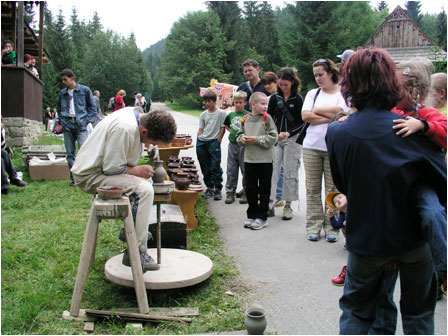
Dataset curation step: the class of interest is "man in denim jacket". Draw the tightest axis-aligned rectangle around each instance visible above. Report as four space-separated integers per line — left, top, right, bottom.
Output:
57 68 96 187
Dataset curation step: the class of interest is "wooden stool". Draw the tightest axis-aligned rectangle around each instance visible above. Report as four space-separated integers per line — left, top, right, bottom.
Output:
70 195 149 317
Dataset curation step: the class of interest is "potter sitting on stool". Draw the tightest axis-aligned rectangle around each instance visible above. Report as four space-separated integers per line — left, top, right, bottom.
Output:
71 107 177 271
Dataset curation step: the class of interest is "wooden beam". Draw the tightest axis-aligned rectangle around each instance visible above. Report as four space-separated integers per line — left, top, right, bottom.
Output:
16 2 24 67
11 2 16 49
38 1 44 76
85 309 193 323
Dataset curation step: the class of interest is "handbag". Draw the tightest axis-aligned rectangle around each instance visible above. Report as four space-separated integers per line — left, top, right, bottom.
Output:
296 88 321 145
53 124 63 134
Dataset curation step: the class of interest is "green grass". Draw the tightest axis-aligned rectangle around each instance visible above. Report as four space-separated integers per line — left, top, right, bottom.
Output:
1 133 247 334
165 102 202 118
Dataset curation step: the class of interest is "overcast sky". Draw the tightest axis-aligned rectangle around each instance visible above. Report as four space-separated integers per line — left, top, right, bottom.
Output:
45 0 446 51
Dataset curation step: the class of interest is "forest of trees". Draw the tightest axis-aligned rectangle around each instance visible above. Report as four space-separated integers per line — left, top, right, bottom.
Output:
35 1 447 110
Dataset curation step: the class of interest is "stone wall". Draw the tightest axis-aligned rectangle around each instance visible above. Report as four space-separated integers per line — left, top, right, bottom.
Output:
2 117 42 147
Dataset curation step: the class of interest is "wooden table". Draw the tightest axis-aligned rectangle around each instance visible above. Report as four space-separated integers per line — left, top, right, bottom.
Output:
169 189 201 231
158 144 194 169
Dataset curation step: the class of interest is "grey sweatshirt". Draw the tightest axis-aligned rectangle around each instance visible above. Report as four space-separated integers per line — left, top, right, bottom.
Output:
236 113 278 163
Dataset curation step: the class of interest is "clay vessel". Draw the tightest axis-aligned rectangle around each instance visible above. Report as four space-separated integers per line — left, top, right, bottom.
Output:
175 172 190 190
152 160 167 183
245 308 267 335
96 186 123 199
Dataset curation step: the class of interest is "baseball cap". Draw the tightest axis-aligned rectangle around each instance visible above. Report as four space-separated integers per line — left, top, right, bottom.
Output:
337 49 354 62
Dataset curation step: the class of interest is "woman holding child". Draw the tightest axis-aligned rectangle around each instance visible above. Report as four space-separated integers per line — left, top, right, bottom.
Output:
326 47 446 335
266 68 305 220
301 59 349 242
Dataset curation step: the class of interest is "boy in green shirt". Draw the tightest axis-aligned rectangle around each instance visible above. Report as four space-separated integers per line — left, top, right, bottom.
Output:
223 91 249 204
237 92 278 230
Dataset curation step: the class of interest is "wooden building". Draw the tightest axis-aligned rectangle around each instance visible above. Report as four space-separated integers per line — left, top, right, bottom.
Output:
364 5 446 63
1 1 50 146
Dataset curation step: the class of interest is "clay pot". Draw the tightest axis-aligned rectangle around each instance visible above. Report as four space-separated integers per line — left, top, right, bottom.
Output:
168 162 180 169
185 135 192 145
245 308 267 335
96 186 123 199
175 172 190 190
152 160 167 183
172 137 186 147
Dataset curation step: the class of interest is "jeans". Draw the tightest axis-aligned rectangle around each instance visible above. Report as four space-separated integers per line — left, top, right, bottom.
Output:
1 149 18 190
276 165 283 200
339 243 437 335
196 138 223 190
415 181 447 272
63 119 89 182
270 134 301 201
245 162 272 220
225 142 245 194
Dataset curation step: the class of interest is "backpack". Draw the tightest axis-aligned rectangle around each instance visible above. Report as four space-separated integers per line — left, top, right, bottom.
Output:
108 96 116 110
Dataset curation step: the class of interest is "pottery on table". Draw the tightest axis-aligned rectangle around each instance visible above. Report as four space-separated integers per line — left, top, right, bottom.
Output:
152 160 167 183
96 186 124 199
174 172 190 190
245 308 267 335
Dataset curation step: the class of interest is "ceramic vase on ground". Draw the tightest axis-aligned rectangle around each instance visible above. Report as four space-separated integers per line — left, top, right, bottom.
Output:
152 160 167 183
245 308 267 335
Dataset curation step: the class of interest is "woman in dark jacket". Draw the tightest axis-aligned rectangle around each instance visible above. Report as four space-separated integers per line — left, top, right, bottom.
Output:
267 68 305 220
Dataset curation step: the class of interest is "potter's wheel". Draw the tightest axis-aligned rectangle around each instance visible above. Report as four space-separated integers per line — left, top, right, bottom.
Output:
105 248 213 290
152 180 175 194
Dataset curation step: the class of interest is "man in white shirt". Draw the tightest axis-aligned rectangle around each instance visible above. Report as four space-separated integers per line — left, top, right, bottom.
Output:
72 107 177 272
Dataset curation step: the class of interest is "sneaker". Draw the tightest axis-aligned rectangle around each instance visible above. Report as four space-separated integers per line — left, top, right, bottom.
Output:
274 200 285 207
235 189 244 198
202 188 214 199
267 208 275 217
307 233 320 241
214 189 222 201
225 193 235 204
1 188 9 195
250 218 268 230
239 192 248 204
244 218 255 228
326 235 337 243
331 265 347 286
122 244 160 272
10 178 26 187
69 181 76 187
282 206 293 220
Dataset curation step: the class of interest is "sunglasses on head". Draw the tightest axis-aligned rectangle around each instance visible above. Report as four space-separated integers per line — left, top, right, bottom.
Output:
313 59 330 67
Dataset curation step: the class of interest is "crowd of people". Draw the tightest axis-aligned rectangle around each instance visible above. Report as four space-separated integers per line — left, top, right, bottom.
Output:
2 42 447 333
195 50 447 334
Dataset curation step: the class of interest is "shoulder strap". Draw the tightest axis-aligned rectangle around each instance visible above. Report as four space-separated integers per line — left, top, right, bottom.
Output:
246 81 253 94
313 88 321 107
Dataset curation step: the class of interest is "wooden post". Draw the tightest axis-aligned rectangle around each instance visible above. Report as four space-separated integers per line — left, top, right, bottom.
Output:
157 203 162 264
16 2 24 68
11 2 16 50
38 1 44 76
70 202 99 317
124 202 150 314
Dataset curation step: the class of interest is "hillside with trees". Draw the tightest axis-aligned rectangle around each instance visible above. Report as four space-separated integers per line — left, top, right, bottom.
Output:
39 1 446 110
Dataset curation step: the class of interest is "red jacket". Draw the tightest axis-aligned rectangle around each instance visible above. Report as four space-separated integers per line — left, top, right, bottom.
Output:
392 106 447 149
113 94 125 111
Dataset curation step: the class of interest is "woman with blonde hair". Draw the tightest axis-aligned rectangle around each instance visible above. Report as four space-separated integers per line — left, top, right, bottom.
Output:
113 89 126 111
